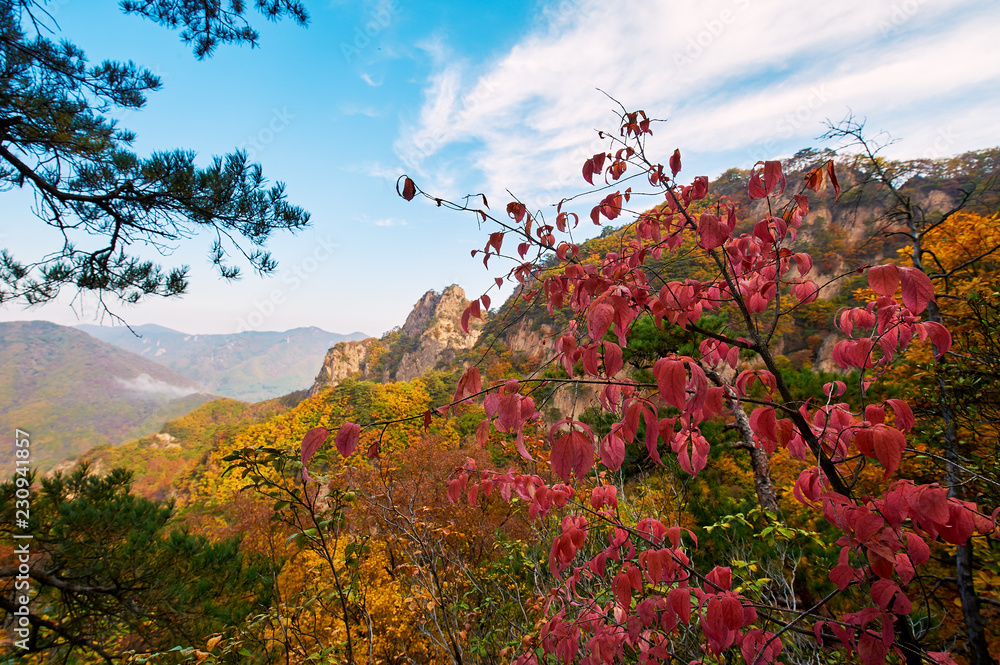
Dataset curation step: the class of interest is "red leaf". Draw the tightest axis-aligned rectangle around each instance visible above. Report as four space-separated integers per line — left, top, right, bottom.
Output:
480 294 491 310
600 428 626 471
792 252 813 276
749 407 777 445
669 149 681 177
905 532 931 566
669 587 691 624
706 566 733 591
583 152 606 185
857 633 888 665
692 176 708 200
885 398 915 432
603 341 623 377
475 419 490 448
792 280 819 305
587 302 614 342
460 305 472 334
805 166 824 192
763 160 786 197
422 409 431 432
550 423 594 482
396 175 417 201
939 501 975 544
300 426 330 482
856 424 905 478
920 321 952 359
334 422 361 458
826 160 840 199
653 358 687 410
867 264 899 297
613 570 632 609
899 266 935 313
453 366 482 402
506 201 527 223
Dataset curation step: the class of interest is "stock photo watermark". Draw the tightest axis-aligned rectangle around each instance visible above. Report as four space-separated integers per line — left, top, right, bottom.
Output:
875 0 928 37
10 428 33 651
673 0 755 73
340 0 404 63
400 74 501 174
237 107 295 162
235 236 338 332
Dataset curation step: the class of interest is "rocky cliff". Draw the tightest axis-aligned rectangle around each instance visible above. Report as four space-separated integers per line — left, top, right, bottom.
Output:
395 285 482 382
309 338 377 394
310 285 483 393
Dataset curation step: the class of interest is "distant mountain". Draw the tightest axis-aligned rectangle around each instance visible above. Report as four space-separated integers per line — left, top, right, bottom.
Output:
77 324 369 402
0 321 216 470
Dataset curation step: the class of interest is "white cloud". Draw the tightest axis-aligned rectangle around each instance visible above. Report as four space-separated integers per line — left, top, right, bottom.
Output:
373 217 406 227
115 373 202 398
396 0 1000 203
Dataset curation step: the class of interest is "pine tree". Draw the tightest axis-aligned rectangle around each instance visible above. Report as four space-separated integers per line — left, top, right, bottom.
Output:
0 0 309 309
0 465 272 661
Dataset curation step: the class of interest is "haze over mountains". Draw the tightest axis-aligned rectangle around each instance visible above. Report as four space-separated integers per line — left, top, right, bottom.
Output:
78 324 368 402
0 321 215 470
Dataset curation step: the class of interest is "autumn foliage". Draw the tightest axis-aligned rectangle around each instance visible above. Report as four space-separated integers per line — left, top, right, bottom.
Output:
375 112 1000 665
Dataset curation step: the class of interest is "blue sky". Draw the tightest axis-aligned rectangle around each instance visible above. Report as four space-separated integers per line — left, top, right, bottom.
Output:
2 0 999 337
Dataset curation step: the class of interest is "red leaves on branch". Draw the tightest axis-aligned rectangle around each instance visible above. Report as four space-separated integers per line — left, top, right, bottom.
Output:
591 191 624 224
899 266 935 313
416 124 984 665
748 160 786 200
620 109 651 138
299 426 329 482
804 159 840 199
582 152 606 185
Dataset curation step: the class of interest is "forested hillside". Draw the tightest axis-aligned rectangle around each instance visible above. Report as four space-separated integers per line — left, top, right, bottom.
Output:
0 322 216 470
7 144 999 664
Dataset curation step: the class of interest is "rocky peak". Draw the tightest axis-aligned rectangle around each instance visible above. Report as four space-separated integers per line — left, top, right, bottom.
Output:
395 285 481 382
309 285 482 393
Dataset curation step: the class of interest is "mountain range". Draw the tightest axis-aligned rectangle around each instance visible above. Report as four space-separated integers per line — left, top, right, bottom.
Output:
77 324 368 402
0 321 216 470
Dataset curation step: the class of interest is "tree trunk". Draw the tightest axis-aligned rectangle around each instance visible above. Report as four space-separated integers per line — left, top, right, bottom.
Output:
921 278 991 664
724 380 780 513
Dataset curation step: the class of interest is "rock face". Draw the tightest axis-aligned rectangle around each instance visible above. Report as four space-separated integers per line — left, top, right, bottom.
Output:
395 285 482 382
310 285 482 393
310 338 377 395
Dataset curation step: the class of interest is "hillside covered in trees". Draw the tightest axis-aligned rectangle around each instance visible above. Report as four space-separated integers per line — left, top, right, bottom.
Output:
5 144 1000 664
